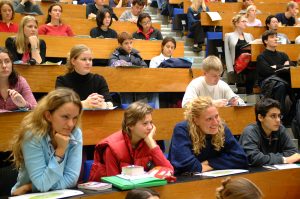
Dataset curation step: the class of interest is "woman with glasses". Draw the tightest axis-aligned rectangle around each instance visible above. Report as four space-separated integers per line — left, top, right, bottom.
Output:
239 98 300 167
0 47 36 112
10 88 83 195
168 96 248 175
56 44 113 109
224 14 254 94
132 13 163 40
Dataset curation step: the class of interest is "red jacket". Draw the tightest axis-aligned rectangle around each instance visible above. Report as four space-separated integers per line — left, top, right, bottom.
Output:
89 131 173 181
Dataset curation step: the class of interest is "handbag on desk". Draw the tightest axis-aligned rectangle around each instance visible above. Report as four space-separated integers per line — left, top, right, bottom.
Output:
234 53 251 74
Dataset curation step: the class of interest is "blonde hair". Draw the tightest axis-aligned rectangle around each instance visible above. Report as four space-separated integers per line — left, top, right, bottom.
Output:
287 1 298 11
191 0 206 12
216 177 263 199
184 96 225 156
10 88 83 169
122 101 153 137
66 44 91 73
202 55 223 73
245 5 256 18
231 14 244 27
15 15 39 54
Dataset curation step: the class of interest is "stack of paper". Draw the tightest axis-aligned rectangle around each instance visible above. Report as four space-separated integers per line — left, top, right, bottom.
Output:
78 182 112 191
9 189 83 199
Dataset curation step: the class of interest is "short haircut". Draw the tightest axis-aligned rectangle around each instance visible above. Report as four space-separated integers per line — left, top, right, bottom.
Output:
265 15 276 30
96 8 112 27
122 101 153 135
202 55 223 72
261 29 277 46
137 12 151 30
132 0 146 6
0 0 15 21
117 32 133 44
161 36 176 52
255 98 281 124
287 1 297 11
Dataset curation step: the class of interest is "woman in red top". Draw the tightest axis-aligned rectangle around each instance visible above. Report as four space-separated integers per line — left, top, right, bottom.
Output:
0 0 18 33
38 3 74 37
89 101 173 181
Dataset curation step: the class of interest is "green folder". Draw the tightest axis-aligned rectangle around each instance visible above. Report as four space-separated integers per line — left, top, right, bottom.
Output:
101 176 167 190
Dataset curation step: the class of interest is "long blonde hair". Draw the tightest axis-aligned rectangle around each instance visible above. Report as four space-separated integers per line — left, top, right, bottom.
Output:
10 88 83 169
15 15 39 54
184 96 225 156
191 0 207 12
66 44 91 73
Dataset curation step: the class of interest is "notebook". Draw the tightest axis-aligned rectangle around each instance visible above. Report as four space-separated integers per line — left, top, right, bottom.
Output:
101 176 167 190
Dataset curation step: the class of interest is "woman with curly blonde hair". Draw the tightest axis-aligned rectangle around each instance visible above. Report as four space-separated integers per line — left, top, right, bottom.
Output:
10 88 83 195
168 96 248 175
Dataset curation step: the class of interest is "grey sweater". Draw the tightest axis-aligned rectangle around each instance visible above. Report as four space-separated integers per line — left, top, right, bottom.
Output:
239 123 297 166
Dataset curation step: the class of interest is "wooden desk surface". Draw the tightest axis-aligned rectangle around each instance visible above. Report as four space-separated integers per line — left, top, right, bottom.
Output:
251 44 300 61
79 169 300 199
290 67 300 88
13 14 161 36
0 33 184 60
201 12 269 27
184 1 292 14
0 106 255 152
14 66 202 93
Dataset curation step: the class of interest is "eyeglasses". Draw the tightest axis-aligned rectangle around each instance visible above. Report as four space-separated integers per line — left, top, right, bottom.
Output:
141 21 151 26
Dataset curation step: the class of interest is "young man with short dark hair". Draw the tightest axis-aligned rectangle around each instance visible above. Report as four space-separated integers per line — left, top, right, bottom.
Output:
119 0 145 23
265 15 290 44
239 98 300 166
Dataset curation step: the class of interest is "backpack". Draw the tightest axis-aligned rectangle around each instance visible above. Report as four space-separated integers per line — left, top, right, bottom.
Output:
292 99 300 140
158 58 192 68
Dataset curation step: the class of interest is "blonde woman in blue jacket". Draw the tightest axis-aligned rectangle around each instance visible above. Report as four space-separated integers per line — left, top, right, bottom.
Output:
10 88 83 195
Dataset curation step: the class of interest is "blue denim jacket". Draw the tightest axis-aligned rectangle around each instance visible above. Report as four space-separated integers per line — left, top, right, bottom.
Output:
11 127 82 193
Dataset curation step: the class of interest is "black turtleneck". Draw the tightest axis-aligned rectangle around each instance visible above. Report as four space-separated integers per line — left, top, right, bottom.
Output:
256 48 290 84
55 71 112 102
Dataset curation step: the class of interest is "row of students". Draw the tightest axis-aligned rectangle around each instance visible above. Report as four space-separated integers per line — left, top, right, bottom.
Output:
9 87 297 196
0 34 176 112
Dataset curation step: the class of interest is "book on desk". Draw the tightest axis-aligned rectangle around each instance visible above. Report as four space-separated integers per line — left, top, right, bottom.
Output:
101 175 167 190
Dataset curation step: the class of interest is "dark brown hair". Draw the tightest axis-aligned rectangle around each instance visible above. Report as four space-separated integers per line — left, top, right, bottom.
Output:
0 47 19 87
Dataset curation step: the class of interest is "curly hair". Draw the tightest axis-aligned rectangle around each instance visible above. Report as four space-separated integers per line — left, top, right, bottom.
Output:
184 96 225 155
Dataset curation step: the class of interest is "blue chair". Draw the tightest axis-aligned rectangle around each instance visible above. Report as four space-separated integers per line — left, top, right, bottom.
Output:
206 32 223 57
83 160 94 182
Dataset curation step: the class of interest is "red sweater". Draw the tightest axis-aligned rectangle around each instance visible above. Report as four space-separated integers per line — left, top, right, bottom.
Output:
89 131 173 181
0 21 18 33
38 24 74 36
